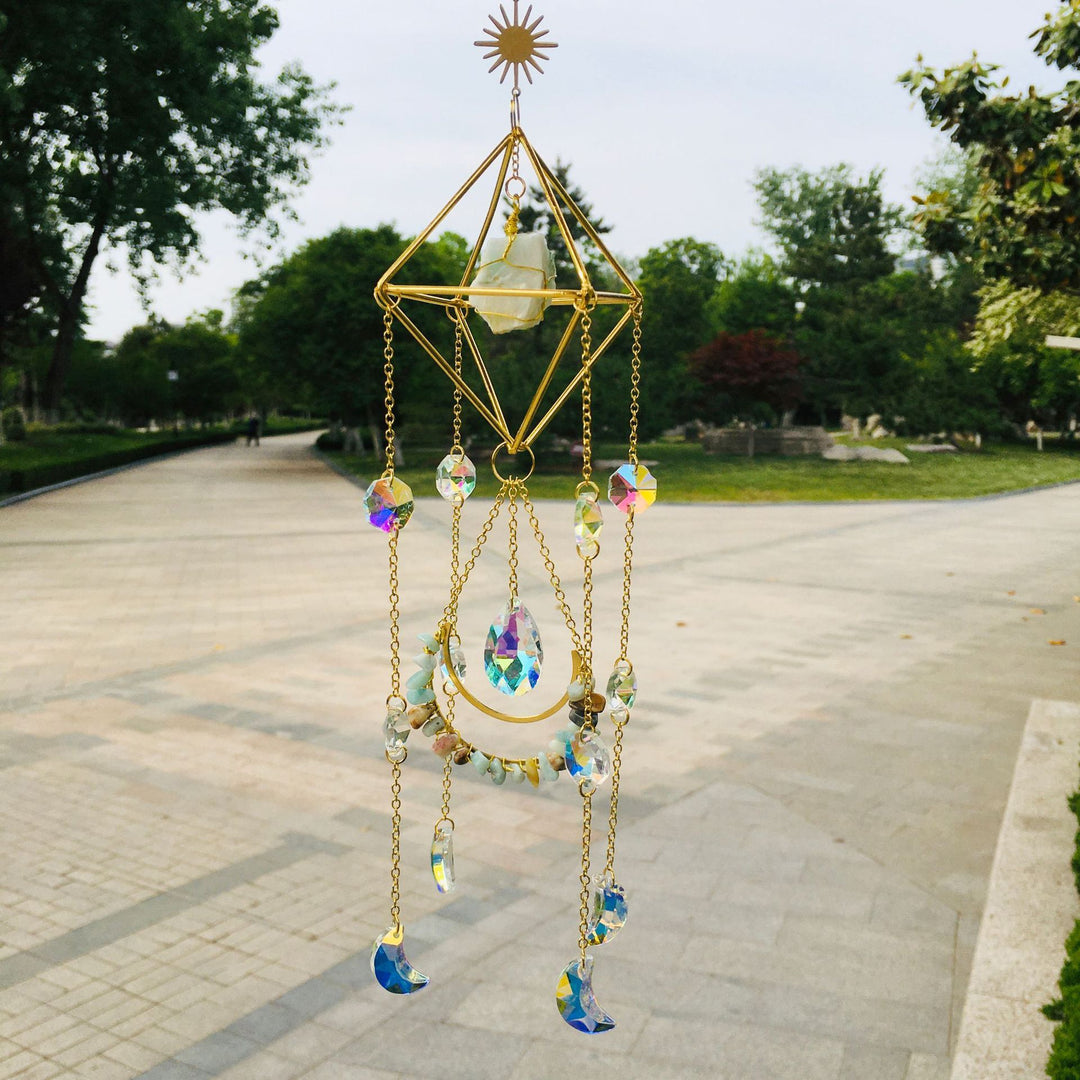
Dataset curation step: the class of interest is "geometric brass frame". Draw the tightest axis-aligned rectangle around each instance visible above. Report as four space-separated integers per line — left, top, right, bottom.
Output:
374 125 642 452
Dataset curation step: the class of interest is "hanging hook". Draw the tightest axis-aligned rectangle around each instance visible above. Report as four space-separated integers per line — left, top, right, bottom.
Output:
510 86 522 132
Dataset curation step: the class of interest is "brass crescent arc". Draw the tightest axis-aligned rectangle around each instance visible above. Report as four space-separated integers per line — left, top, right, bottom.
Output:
438 621 580 724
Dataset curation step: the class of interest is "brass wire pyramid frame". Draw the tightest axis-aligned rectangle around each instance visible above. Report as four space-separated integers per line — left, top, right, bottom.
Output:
374 127 642 452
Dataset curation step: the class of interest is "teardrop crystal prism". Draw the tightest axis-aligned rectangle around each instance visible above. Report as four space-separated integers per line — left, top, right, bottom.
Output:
483 599 543 696
430 822 455 894
563 728 611 786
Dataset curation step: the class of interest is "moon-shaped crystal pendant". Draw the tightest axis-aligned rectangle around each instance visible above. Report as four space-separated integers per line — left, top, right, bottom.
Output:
586 882 628 946
430 821 455 894
555 955 616 1034
370 925 429 995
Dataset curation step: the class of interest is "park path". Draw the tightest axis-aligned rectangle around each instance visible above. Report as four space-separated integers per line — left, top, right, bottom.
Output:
0 432 1079 1079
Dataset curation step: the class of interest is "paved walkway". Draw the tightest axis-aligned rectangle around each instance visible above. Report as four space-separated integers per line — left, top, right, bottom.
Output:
1 433 1079 1080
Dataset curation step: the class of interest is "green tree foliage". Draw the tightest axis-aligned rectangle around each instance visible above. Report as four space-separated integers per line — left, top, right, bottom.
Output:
237 226 468 440
901 2 1080 291
635 238 725 433
705 252 797 339
0 0 341 413
109 324 171 428
154 314 241 425
688 330 803 424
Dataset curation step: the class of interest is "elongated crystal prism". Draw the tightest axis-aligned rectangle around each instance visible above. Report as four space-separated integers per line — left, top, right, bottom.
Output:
574 493 603 547
430 822 455 894
483 599 543 695
606 664 637 709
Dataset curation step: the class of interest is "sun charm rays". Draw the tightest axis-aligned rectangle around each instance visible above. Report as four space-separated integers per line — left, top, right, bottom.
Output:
367 7 655 1036
475 2 558 87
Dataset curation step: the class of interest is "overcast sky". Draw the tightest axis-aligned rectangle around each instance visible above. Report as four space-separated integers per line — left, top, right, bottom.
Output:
83 0 1057 341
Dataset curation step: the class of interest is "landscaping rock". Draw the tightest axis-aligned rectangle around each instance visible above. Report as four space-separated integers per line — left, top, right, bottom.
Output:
822 445 858 461
906 443 958 453
856 446 909 464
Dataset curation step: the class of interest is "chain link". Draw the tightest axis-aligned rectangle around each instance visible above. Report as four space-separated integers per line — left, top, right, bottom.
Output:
506 482 520 599
451 318 464 456
520 491 582 653
389 760 403 928
628 302 643 466
577 788 593 962
604 713 627 880
580 310 593 484
383 309 397 474
388 532 402 696
443 485 507 624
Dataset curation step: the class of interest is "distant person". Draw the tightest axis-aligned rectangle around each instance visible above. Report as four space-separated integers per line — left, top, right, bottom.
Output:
246 416 260 447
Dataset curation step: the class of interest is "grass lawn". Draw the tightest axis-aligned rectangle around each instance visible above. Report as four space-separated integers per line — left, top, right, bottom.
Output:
0 427 202 470
322 437 1080 502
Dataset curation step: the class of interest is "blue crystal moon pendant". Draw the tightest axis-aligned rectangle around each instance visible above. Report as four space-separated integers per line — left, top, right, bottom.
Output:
586 882 628 946
555 955 616 1033
370 925 429 994
484 598 543 695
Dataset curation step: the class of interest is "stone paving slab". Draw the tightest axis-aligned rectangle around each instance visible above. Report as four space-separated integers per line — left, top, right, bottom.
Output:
0 433 1079 1078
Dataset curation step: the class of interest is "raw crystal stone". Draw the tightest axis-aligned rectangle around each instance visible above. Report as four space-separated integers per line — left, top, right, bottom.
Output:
435 454 477 501
484 599 543 696
562 728 611 786
412 652 437 673
470 750 491 774
383 710 409 756
430 822 455 894
586 882 628 946
406 669 433 693
605 664 637 709
364 476 414 532
468 232 556 334
508 763 526 784
418 632 439 653
607 463 656 515
489 759 507 785
574 493 603 549
406 686 436 706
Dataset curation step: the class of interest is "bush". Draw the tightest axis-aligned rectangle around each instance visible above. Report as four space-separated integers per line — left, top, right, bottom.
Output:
1045 784 1080 1077
2 406 27 441
315 429 345 451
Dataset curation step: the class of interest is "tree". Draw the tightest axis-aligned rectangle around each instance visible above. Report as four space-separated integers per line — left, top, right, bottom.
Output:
688 330 803 425
0 0 341 415
901 2 1080 291
705 251 797 339
109 324 172 427
154 313 241 425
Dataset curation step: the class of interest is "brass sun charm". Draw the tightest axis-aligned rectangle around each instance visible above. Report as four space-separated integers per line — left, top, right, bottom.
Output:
475 3 558 88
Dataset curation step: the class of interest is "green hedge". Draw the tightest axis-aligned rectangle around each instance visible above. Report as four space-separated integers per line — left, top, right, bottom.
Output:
1044 782 1080 1077
0 432 236 497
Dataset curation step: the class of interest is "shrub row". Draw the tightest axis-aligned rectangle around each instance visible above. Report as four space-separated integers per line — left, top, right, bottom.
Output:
0 432 237 496
1044 780 1080 1077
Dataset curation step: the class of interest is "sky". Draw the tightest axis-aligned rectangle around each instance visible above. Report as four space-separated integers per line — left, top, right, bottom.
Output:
82 0 1058 342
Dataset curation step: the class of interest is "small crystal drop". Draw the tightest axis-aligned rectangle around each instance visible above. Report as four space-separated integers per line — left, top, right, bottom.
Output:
606 665 637 709
563 728 611 786
435 454 477 501
364 476 414 532
608 463 656 515
484 599 543 696
430 822 455 893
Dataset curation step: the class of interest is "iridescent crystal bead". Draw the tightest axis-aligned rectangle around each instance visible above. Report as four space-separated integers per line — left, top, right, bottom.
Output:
574 492 603 547
440 639 466 683
484 599 543 696
555 955 616 1034
383 709 409 759
435 453 476 501
562 728 611 786
606 663 637 709
586 882 629 946
364 476 414 532
607 463 656 515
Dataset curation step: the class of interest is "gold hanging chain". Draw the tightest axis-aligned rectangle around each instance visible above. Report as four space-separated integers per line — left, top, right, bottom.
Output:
506 482 520 599
388 759 403 929
628 302 643 466
577 785 594 964
443 485 507 625
579 317 596 720
388 531 403 697
451 319 465 456
383 309 397 474
580 309 593 485
604 711 627 881
521 491 582 652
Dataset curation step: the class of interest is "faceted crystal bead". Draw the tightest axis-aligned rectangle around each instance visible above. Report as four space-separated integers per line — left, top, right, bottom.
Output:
483 599 543 696
440 640 466 684
435 454 476 501
607 463 656 515
364 476 414 532
562 728 611 786
430 822 455 894
574 493 603 547
383 709 409 758
606 664 637 709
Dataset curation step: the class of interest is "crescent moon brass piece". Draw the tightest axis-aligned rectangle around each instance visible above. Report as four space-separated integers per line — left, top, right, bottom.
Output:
585 881 628 946
371 924 430 995
555 955 616 1034
439 623 580 723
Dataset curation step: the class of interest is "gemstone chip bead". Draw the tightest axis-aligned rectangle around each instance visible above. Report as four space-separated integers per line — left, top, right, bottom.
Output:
435 454 476 501
364 476 414 532
607 463 656 515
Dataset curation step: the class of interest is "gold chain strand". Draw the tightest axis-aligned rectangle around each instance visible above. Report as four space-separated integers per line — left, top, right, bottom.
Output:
389 759 403 928
443 484 508 624
521 491 582 652
388 531 402 697
580 310 593 484
383 309 397 474
617 513 636 663
577 787 594 963
628 302 643 466
451 318 464 455
507 481 520 599
604 715 627 880
581 556 594 723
